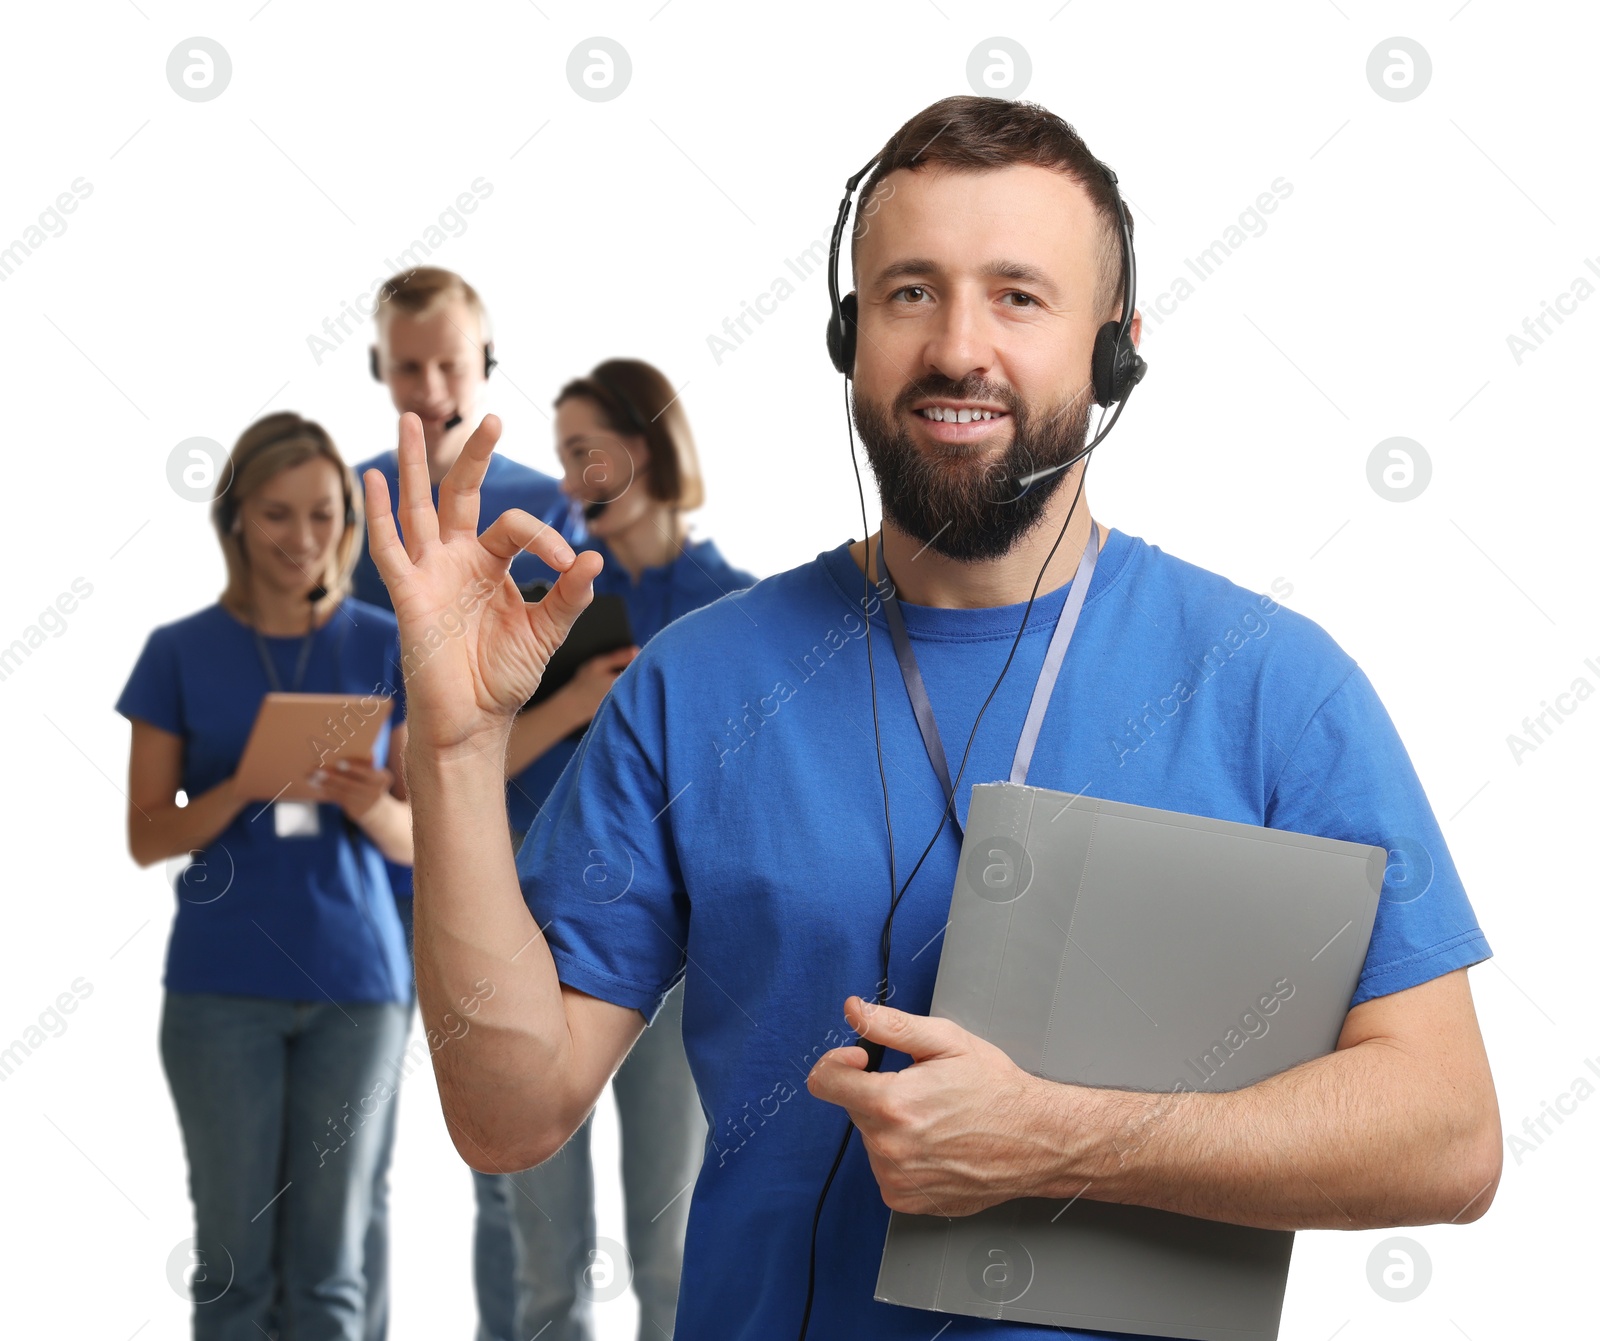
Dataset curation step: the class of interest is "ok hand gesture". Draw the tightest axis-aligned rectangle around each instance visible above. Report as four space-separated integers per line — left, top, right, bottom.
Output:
363 412 604 761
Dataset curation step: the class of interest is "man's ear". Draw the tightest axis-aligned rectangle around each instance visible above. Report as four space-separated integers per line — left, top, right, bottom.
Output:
1129 308 1143 349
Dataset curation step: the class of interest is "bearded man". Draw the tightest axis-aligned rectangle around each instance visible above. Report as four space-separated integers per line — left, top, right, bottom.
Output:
365 94 1500 1341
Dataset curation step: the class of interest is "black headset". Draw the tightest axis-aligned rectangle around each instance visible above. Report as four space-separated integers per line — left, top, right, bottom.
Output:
825 156 1145 409
212 415 357 540
367 340 497 383
797 133 1148 1341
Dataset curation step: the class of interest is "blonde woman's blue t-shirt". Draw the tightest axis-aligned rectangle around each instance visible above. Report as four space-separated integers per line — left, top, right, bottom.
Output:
116 598 410 1003
515 527 1492 1341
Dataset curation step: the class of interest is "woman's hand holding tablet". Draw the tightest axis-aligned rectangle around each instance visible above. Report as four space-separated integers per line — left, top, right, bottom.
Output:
307 756 396 821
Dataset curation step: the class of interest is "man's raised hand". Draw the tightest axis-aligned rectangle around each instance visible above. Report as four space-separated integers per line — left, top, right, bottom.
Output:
363 412 603 760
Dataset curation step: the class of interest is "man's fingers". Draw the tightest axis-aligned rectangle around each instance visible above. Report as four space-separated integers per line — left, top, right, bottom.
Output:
805 1046 879 1113
531 552 606 650
362 468 414 593
844 995 966 1063
477 508 600 658
826 1044 871 1073
395 413 440 556
477 508 579 574
438 414 501 539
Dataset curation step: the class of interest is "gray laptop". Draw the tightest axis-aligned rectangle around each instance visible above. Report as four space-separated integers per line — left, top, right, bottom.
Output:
875 783 1385 1340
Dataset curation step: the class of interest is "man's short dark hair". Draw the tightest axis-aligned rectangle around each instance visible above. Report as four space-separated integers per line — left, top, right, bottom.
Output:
852 95 1130 321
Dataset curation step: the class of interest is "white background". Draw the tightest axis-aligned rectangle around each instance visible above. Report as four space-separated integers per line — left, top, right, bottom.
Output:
1 2 1596 1338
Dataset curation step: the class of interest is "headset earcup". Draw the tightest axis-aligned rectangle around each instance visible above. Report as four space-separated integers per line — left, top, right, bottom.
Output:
1091 321 1121 407
1091 319 1150 408
369 346 381 382
826 292 859 377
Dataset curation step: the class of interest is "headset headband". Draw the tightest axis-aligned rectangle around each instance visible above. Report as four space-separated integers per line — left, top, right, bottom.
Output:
825 144 1146 408
214 418 355 538
825 157 878 358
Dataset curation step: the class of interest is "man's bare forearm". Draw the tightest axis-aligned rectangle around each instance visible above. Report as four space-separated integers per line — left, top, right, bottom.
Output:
1035 1041 1501 1230
407 734 574 1168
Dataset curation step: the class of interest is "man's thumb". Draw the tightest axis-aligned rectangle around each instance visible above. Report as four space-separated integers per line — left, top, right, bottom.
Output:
843 995 962 1062
531 551 603 650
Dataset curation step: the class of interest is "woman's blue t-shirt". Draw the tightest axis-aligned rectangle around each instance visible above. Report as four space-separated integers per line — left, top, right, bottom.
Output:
115 598 410 1003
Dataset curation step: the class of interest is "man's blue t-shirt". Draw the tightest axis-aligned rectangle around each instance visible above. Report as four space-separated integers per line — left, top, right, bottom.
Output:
512 536 756 839
515 526 1492 1341
352 447 578 892
115 599 411 1003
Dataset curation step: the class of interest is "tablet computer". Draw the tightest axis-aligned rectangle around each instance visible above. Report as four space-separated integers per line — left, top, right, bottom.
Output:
233 692 395 802
517 581 634 736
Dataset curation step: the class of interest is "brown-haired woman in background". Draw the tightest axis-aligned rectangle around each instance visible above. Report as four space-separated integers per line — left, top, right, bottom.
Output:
502 360 757 1341
115 413 414 1340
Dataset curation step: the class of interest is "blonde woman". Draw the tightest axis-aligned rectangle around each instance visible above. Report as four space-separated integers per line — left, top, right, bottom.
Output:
117 413 413 1341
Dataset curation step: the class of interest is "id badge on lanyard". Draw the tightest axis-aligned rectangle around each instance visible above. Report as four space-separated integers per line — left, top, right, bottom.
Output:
274 799 321 838
253 616 324 840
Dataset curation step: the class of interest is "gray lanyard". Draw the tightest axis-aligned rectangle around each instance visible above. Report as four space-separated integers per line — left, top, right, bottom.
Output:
251 615 317 694
873 524 1102 835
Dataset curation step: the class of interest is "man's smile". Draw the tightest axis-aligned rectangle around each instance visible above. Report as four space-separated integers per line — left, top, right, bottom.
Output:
907 399 1012 443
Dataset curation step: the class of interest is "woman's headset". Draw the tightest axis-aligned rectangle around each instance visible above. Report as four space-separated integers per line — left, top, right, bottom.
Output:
211 415 357 541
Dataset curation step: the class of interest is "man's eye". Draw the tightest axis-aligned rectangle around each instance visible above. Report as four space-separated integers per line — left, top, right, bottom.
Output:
1003 292 1038 308
892 285 929 303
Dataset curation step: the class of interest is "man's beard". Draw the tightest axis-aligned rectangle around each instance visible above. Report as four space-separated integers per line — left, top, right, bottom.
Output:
853 374 1093 562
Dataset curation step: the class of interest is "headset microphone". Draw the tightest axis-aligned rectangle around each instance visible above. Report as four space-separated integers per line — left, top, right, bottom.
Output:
371 341 495 435
1007 381 1128 497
